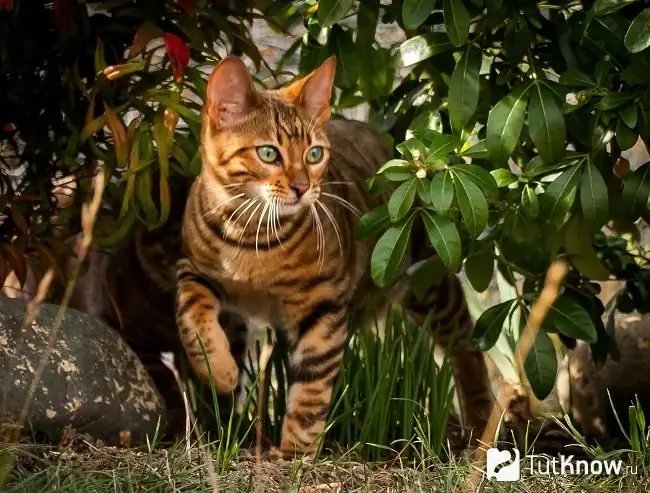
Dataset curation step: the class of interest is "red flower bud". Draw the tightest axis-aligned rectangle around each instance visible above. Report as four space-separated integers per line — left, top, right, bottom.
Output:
0 0 14 12
163 33 190 84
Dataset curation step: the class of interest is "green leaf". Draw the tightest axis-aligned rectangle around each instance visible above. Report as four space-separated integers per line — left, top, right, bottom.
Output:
356 204 391 241
616 118 638 151
370 216 415 287
357 0 379 48
452 170 489 237
624 8 650 54
393 33 452 68
453 164 499 200
580 161 609 230
443 0 471 46
524 330 558 400
448 46 481 133
459 139 487 159
559 69 595 87
597 93 635 111
487 84 530 166
464 249 494 292
388 178 419 222
359 47 394 100
402 0 437 30
621 162 650 221
472 300 515 351
422 211 462 272
430 170 454 213
593 0 637 16
491 168 518 187
417 178 432 203
414 130 459 158
318 0 355 27
378 159 409 175
546 295 598 343
408 256 448 302
528 83 566 164
620 104 639 129
521 185 539 218
541 165 582 224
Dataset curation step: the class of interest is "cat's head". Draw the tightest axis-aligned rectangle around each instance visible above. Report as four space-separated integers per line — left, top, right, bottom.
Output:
201 55 336 217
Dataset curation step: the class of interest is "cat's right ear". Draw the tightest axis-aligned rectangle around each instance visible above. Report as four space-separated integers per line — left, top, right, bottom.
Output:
206 56 257 128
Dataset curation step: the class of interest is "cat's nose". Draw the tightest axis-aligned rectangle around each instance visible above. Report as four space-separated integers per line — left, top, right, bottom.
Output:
289 182 309 197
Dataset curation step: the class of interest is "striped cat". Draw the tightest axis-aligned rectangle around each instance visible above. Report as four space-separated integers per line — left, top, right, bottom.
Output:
174 55 493 456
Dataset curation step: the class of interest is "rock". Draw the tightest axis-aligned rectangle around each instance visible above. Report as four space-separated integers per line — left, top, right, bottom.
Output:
557 311 650 447
0 297 168 445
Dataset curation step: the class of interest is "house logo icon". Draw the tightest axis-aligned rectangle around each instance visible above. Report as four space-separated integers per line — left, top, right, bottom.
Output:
486 448 521 481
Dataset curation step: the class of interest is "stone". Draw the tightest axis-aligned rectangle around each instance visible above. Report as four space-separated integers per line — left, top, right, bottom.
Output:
0 297 168 445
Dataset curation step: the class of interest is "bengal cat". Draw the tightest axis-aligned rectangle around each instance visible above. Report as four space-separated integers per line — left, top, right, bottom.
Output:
174 55 493 456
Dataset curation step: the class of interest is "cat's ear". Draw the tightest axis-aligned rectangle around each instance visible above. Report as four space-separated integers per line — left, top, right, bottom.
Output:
206 56 258 128
284 55 336 126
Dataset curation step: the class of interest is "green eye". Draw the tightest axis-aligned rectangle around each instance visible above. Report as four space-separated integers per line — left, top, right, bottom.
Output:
256 145 279 163
306 146 324 164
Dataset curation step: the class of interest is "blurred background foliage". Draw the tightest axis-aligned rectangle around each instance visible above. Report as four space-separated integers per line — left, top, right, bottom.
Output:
3 0 650 454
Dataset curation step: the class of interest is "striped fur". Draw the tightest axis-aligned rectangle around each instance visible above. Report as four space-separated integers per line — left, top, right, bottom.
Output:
175 56 493 456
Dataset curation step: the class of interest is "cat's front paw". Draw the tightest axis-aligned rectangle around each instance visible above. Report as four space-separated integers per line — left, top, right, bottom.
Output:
186 323 239 394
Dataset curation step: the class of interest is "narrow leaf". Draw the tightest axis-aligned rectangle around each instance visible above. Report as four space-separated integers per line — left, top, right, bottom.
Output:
430 170 454 213
370 216 415 287
422 211 462 272
388 178 419 222
453 163 499 200
448 46 481 133
356 204 391 241
443 0 471 46
524 330 558 400
528 83 566 164
402 0 437 30
393 33 452 68
541 165 582 224
621 161 650 220
452 171 489 237
580 161 609 230
624 8 650 54
487 84 530 166
318 0 355 27
464 248 494 292
472 300 515 351
546 295 598 343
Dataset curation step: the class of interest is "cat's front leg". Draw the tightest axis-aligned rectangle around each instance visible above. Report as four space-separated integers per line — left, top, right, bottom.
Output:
279 298 349 457
175 258 239 393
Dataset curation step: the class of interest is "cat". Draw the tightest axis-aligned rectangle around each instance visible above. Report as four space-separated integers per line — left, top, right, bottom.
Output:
173 54 494 457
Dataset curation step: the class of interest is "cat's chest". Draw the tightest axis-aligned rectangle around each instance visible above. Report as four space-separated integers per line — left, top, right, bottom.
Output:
211 250 286 327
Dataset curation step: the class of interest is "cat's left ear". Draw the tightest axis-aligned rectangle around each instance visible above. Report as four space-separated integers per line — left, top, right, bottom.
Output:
284 56 336 126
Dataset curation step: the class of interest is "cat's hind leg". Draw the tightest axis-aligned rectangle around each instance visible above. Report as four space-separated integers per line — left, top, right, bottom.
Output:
406 273 494 444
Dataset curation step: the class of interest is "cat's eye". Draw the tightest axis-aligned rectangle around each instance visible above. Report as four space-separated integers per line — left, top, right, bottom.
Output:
306 146 324 164
256 145 279 163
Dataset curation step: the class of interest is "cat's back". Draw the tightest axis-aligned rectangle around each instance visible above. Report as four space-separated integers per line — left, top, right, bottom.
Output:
325 117 393 179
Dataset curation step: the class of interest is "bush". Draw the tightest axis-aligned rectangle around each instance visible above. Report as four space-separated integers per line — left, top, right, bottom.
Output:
4 0 650 457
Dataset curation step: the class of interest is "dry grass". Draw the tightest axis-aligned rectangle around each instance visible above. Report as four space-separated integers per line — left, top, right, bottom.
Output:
3 436 649 493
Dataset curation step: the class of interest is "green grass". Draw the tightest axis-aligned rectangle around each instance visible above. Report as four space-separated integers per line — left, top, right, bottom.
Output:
4 438 650 492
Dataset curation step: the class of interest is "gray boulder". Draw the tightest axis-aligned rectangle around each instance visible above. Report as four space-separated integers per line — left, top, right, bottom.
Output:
0 297 168 445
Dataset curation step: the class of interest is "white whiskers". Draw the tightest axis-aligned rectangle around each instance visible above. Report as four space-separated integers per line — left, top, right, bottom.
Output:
310 203 326 270
238 202 262 247
255 200 271 257
201 193 245 219
316 200 343 257
321 192 360 216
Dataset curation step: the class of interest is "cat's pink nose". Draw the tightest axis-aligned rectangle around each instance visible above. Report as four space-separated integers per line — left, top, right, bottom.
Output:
290 182 309 197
